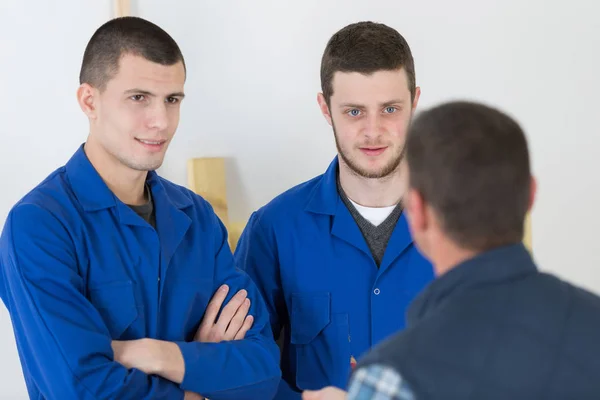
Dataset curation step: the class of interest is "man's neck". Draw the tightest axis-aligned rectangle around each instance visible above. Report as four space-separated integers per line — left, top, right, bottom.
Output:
338 158 405 208
429 238 479 277
84 142 148 206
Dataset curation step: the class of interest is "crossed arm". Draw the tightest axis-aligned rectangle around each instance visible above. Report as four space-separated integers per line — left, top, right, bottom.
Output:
1 205 186 399
0 204 280 400
112 284 254 399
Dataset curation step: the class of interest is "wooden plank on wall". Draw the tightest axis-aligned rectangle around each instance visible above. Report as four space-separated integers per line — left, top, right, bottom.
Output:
187 158 229 226
187 157 249 251
114 0 130 18
523 213 533 253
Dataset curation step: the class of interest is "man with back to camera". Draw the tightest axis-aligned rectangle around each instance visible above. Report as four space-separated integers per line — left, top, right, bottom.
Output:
234 21 435 399
303 100 600 399
0 16 281 400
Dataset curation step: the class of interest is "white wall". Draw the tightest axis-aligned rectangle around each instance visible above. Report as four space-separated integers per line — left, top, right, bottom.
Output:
1 0 598 397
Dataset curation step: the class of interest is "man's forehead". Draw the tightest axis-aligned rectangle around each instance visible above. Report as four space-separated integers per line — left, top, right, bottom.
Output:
330 69 411 104
114 54 185 83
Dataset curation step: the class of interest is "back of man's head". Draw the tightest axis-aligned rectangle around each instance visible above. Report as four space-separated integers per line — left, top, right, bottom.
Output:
406 101 532 252
79 16 185 91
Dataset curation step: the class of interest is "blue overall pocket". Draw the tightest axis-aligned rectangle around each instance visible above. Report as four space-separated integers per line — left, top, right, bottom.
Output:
88 280 141 339
290 292 351 390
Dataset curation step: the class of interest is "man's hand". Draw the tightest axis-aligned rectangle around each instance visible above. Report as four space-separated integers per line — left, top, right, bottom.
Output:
302 387 347 400
184 391 205 400
195 284 254 342
112 339 162 375
113 340 206 398
111 284 255 393
112 339 185 383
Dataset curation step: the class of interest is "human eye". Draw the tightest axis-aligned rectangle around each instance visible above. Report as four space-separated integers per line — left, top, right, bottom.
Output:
346 109 362 117
130 94 145 102
383 106 397 114
166 97 180 104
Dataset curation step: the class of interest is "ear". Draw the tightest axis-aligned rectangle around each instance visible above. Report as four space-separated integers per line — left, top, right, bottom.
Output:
528 175 537 211
317 92 333 126
411 86 421 116
405 187 427 235
77 83 98 120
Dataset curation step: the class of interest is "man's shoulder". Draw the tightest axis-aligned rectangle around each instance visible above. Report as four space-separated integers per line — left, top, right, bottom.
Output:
9 166 73 220
484 270 600 327
535 272 600 327
156 175 215 215
2 166 77 247
252 172 325 224
156 176 228 232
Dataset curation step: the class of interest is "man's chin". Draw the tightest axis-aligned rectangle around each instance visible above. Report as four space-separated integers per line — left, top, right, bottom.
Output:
126 159 164 172
348 166 389 179
354 159 396 178
338 151 401 179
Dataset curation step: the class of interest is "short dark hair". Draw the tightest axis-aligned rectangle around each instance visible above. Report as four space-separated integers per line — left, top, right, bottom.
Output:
320 21 416 105
406 101 531 251
79 16 185 90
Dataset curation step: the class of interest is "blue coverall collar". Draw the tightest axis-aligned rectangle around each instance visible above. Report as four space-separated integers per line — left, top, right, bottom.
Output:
304 156 414 272
65 144 192 212
305 156 341 216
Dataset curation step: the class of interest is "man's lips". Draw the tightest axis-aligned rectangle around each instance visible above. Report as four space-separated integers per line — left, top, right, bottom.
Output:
136 138 167 151
359 147 387 156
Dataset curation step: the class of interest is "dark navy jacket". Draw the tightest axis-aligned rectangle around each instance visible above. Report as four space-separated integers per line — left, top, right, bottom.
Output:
357 243 600 399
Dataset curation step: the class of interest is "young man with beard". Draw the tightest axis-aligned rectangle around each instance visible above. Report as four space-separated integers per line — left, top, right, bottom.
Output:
0 16 280 400
234 21 435 399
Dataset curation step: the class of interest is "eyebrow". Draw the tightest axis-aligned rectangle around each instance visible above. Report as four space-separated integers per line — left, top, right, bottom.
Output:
339 99 405 108
339 103 365 109
124 89 185 98
381 99 405 107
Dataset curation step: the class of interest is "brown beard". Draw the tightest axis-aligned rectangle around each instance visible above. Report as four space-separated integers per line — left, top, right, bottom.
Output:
332 118 405 179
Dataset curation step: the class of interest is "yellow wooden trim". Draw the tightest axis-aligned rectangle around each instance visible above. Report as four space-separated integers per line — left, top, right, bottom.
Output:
187 158 229 225
114 0 130 17
187 157 248 250
523 212 532 253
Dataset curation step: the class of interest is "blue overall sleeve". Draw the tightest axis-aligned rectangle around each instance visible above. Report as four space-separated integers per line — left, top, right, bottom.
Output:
175 212 281 400
0 203 185 400
235 212 287 341
234 212 298 396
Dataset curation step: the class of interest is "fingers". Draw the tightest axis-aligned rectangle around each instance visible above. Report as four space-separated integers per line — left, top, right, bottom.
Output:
195 286 252 343
233 314 254 340
224 297 251 340
214 289 248 333
195 285 230 341
201 284 229 327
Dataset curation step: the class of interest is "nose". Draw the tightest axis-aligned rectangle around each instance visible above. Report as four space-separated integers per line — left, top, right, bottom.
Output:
363 113 383 139
147 102 169 131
